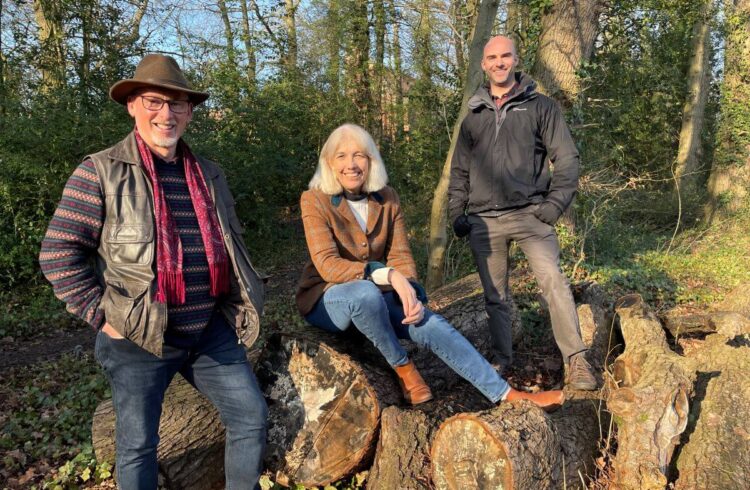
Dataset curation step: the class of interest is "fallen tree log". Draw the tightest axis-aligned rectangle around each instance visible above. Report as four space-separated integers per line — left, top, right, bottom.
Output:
673 320 750 489
607 294 695 490
256 331 400 488
91 375 225 490
366 393 491 490
661 310 750 338
430 402 563 490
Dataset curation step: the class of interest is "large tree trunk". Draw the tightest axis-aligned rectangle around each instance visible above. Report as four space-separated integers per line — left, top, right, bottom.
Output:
674 0 712 193
607 295 695 490
426 0 500 290
92 375 226 490
705 0 750 221
530 0 605 106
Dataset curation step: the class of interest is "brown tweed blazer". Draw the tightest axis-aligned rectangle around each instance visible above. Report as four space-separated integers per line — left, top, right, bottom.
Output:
296 186 418 315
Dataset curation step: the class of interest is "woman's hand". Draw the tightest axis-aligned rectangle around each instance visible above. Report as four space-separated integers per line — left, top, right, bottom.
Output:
389 270 424 325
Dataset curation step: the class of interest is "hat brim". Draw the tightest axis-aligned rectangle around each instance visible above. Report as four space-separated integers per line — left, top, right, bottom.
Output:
109 79 210 106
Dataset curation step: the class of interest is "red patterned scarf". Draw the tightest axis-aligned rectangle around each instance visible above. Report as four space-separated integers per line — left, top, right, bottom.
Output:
134 129 230 304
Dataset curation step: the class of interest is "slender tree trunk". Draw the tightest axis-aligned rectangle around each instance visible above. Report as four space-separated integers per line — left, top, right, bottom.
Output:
0 0 6 116
217 0 237 67
32 0 66 92
425 0 500 291
674 1 712 193
284 0 298 71
325 0 342 95
239 0 257 85
78 0 91 106
343 0 371 129
705 0 750 221
373 0 386 141
391 2 405 138
530 0 605 106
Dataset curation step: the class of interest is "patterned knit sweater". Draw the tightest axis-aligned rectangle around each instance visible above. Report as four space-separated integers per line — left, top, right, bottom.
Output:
39 157 217 334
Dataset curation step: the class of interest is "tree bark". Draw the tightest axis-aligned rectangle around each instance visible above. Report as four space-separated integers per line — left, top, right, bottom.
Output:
92 375 226 490
372 0 386 141
673 324 750 489
662 310 750 338
705 0 750 221
674 1 712 193
426 0 500 290
431 403 563 489
530 0 605 106
607 294 695 490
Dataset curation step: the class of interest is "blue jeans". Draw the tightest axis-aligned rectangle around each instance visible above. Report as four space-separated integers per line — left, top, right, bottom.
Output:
305 280 510 403
95 311 268 490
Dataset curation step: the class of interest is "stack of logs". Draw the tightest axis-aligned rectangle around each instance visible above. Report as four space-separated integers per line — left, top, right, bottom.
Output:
91 274 750 489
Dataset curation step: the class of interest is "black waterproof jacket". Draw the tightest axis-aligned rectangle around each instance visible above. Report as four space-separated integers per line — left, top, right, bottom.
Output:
448 72 579 222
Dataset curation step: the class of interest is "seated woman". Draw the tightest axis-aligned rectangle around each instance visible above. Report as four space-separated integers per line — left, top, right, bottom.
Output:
296 123 564 410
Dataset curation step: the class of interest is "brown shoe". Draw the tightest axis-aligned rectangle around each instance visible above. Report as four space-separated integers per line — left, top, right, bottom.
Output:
394 360 434 405
565 353 598 391
505 388 565 412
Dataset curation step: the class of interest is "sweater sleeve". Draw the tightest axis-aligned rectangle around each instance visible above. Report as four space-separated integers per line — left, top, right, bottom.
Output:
300 191 367 283
39 160 105 329
540 99 579 212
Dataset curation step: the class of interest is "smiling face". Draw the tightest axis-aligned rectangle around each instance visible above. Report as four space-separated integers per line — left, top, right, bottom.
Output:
127 87 193 160
329 136 370 194
481 36 518 93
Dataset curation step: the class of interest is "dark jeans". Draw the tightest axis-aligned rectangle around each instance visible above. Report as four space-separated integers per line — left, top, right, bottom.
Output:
468 205 587 366
95 311 268 490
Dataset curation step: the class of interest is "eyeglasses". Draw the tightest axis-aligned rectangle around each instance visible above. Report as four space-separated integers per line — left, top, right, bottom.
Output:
138 95 191 114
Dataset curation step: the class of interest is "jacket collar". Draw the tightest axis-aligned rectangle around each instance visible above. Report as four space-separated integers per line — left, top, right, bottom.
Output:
468 72 537 111
331 190 384 234
106 130 219 179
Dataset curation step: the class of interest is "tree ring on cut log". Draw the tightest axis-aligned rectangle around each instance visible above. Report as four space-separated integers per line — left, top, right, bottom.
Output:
258 333 382 487
430 414 513 490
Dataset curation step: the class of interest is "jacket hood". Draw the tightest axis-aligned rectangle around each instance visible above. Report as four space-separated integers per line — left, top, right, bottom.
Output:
468 72 537 111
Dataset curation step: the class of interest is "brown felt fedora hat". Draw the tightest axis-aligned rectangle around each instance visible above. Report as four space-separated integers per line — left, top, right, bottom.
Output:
109 53 209 105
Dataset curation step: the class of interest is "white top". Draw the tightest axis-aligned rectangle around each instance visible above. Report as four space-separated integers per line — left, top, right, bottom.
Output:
346 198 392 285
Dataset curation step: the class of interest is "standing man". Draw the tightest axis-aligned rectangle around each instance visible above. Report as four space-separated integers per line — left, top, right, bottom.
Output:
39 54 268 488
448 36 596 390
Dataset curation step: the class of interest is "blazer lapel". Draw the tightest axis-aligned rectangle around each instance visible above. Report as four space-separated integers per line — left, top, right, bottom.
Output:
366 192 384 235
332 194 361 229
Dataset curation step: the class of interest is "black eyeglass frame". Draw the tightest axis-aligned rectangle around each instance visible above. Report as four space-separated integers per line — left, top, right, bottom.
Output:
137 95 192 114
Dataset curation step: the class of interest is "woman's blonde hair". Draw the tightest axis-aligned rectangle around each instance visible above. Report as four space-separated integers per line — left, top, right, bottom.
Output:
308 123 389 194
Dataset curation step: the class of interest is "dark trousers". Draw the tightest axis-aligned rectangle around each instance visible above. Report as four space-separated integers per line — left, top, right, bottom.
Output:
467 205 587 366
95 311 268 490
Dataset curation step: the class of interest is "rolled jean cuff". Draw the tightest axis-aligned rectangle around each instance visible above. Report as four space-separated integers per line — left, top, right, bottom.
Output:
499 385 512 401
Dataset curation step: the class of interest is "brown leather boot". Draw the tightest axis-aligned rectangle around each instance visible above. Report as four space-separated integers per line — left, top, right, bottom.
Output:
394 360 433 405
505 387 565 412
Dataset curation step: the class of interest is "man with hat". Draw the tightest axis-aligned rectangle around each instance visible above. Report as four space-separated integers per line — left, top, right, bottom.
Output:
39 54 268 489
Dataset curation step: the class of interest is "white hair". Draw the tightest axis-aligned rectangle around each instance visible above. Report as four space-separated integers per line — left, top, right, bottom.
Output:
308 124 389 195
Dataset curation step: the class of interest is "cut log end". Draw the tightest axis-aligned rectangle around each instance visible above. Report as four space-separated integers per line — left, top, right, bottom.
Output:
431 414 513 490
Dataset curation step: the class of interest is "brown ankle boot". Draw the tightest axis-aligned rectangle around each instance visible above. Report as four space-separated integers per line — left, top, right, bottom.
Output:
505 388 565 412
394 360 433 405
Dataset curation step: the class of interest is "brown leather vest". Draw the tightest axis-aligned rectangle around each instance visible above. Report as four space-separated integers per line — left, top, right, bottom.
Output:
88 132 264 356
